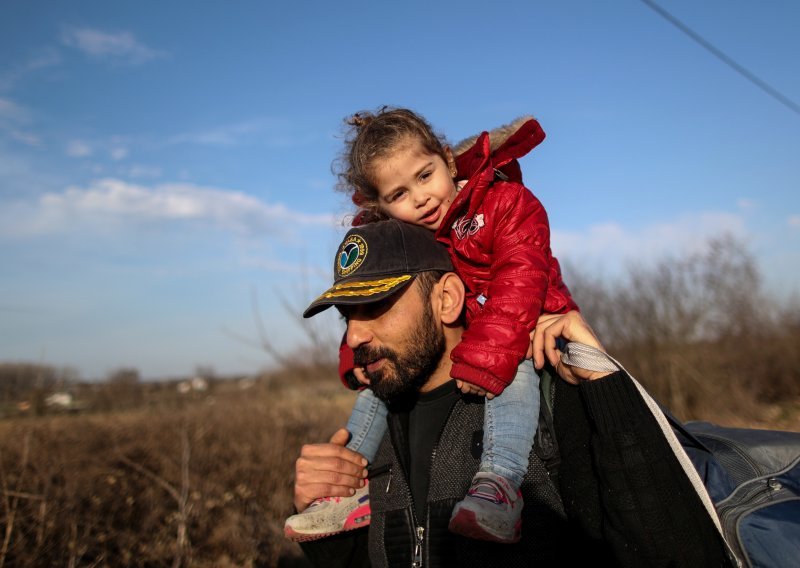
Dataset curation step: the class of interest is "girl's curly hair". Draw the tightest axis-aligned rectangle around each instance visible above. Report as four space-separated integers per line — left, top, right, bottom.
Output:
334 106 448 221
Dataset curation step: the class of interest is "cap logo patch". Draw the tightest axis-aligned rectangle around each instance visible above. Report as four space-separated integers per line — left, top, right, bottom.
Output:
337 234 368 277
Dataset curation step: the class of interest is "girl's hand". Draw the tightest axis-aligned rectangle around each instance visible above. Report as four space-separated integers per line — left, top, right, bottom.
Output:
455 380 494 400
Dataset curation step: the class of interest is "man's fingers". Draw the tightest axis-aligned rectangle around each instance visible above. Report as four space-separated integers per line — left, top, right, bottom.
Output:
296 456 367 483
538 319 562 368
294 478 361 512
301 439 367 468
526 329 535 360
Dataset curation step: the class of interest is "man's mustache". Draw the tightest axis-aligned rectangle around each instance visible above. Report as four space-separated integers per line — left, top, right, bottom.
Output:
353 345 397 368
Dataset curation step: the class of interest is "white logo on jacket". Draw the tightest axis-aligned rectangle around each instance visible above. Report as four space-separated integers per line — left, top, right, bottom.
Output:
452 214 485 240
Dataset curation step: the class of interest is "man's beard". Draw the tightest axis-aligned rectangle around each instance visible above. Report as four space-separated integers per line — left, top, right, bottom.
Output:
352 301 445 403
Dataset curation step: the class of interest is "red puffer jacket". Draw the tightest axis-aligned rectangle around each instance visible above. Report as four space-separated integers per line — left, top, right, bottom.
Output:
340 117 578 395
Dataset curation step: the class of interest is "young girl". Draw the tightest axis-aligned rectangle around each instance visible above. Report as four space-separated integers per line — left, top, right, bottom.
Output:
284 108 578 544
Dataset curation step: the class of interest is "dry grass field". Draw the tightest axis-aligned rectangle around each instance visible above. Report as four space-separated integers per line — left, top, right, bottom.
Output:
1 361 797 568
0 366 354 567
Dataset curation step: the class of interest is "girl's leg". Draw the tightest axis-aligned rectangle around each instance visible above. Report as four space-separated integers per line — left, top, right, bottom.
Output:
449 360 540 543
344 388 389 464
481 359 540 488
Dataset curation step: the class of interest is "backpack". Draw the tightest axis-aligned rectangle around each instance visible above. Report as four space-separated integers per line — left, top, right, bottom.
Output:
673 418 800 567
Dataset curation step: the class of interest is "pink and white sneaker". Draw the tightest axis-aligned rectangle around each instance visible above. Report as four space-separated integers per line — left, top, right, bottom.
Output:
284 482 371 542
448 472 523 543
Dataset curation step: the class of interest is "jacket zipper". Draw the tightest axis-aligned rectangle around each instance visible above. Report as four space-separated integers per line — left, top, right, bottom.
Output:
412 526 425 568
717 476 793 566
410 399 459 567
390 397 460 568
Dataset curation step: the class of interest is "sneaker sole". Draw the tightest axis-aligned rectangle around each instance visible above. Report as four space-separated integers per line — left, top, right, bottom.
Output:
284 504 371 542
448 508 520 544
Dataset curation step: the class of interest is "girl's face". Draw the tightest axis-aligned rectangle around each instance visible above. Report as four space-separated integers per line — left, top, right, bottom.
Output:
371 138 457 231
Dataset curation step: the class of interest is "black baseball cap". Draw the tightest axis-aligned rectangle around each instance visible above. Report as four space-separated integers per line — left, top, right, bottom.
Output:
303 219 454 318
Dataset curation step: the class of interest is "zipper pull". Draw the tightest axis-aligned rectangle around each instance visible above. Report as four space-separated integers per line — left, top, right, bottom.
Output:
411 526 424 567
385 468 392 493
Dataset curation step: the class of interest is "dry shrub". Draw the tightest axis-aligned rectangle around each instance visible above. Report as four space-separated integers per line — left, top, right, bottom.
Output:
0 372 356 567
566 235 800 426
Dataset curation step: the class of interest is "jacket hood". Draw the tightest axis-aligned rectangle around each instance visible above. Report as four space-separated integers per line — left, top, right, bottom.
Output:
452 116 540 157
452 116 545 185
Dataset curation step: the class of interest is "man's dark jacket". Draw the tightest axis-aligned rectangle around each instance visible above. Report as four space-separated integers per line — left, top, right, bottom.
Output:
302 371 731 567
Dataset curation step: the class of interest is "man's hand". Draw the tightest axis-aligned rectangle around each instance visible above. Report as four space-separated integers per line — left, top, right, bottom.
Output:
455 380 494 400
530 311 612 384
293 428 369 512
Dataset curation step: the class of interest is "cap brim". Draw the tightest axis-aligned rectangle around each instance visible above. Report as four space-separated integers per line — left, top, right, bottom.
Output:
303 274 416 318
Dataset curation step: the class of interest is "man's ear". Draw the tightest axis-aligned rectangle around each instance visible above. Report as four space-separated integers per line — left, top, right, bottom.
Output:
437 272 465 325
444 146 457 178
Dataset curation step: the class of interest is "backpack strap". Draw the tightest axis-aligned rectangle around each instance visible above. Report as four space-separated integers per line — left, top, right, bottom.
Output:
535 365 561 484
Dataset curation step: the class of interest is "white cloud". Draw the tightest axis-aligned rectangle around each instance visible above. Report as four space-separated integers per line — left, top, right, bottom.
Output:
552 211 747 271
168 117 316 148
170 119 270 146
66 139 92 157
789 216 800 228
0 48 62 91
0 97 25 119
61 27 166 64
110 147 128 160
1 178 336 238
128 165 162 178
737 198 757 211
10 130 41 146
0 99 40 146
25 47 62 71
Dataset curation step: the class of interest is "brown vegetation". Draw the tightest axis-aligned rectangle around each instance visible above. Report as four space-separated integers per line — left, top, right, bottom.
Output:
0 369 352 567
567 235 800 427
0 235 798 566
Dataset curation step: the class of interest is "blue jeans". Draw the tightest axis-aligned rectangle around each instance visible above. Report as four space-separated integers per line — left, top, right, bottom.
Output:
345 388 389 461
481 359 540 488
345 361 540 486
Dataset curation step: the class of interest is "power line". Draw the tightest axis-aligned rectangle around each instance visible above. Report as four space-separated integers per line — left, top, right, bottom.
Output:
639 0 800 116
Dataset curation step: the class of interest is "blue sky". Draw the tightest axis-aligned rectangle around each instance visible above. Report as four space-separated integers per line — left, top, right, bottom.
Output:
1 0 798 379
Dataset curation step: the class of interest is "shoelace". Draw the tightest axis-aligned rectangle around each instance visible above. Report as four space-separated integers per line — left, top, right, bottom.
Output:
468 480 510 505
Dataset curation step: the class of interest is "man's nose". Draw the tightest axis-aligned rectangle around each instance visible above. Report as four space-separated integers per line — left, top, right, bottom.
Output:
346 317 372 350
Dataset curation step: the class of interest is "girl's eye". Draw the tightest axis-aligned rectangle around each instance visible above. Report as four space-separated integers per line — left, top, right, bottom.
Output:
390 189 406 202
419 171 432 182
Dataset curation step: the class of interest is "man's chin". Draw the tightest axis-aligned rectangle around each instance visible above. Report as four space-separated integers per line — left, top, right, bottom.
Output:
368 370 411 403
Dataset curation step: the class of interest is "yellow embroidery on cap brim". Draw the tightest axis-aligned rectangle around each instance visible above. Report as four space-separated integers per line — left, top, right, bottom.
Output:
316 275 412 300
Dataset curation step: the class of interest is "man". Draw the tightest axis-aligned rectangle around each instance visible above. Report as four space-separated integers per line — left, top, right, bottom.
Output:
294 219 730 567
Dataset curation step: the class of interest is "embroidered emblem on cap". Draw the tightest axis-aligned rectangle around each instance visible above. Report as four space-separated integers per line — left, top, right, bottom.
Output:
337 234 368 277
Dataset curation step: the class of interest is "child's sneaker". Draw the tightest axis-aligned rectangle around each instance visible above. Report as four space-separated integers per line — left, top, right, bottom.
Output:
447 472 522 543
284 482 371 542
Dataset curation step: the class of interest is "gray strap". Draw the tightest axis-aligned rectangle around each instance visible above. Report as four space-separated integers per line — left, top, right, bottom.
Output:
560 342 620 373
